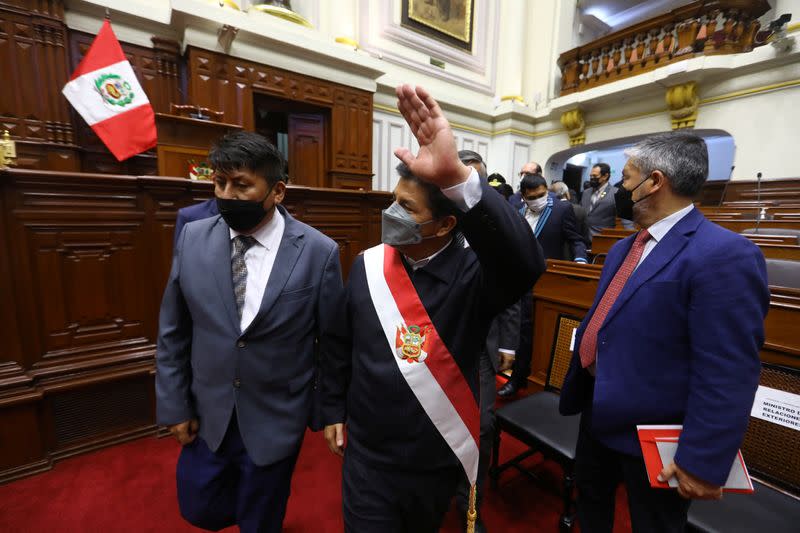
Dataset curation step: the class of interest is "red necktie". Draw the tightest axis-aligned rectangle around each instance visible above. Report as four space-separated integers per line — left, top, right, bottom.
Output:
579 229 651 369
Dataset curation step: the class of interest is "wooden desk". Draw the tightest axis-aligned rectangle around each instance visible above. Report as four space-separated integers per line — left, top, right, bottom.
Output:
589 234 620 256
744 235 798 245
155 113 242 178
529 260 601 386
529 262 800 390
759 244 800 261
708 219 800 233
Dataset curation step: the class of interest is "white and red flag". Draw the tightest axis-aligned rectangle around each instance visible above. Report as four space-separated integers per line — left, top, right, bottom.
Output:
62 20 157 161
363 243 480 486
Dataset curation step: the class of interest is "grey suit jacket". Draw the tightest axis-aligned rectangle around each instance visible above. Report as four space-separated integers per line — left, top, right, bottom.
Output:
581 184 618 235
156 205 343 466
485 299 521 372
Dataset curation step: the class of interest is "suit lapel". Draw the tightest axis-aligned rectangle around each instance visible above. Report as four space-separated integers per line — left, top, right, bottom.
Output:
243 208 305 335
601 208 703 329
209 217 241 333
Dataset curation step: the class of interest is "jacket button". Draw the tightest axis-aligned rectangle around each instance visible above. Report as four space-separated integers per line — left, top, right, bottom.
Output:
237 340 246 348
233 378 241 388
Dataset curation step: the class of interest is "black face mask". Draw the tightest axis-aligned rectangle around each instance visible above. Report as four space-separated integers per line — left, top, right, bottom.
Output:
589 177 601 188
614 176 651 220
216 185 275 233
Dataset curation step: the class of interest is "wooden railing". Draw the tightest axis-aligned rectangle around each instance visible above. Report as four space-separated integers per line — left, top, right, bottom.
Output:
558 0 771 96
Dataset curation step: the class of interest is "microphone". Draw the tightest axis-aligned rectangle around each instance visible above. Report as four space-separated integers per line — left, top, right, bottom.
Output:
755 172 764 233
719 165 734 208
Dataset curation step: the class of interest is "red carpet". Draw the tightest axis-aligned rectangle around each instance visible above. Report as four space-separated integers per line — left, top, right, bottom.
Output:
0 381 632 532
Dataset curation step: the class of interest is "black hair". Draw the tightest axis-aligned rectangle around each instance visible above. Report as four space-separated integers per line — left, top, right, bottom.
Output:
208 131 286 186
497 183 514 199
519 173 548 192
592 162 611 177
395 162 458 219
458 149 487 179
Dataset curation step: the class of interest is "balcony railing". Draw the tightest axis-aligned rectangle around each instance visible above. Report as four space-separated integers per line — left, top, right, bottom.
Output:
557 0 772 96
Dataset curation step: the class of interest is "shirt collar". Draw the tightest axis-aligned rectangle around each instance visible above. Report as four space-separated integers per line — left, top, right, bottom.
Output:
594 181 610 196
404 237 453 271
229 208 285 251
646 204 695 244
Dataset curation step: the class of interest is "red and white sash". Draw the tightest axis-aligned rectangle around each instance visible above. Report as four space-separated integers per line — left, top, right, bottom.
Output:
363 243 480 484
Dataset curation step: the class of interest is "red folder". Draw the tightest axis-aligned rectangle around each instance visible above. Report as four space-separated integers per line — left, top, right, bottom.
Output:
637 425 754 494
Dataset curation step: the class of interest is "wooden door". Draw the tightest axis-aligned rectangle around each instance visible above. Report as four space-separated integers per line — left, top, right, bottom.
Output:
288 113 325 188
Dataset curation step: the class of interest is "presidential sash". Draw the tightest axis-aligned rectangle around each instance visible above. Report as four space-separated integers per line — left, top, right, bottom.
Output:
363 243 480 486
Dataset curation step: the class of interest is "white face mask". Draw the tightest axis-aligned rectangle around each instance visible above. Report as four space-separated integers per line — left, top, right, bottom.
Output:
525 195 548 213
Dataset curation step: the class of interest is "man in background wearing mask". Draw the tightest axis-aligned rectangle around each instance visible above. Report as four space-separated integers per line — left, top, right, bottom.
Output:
498 172 587 398
509 160 542 211
581 163 633 236
560 132 769 532
156 131 344 533
322 85 545 532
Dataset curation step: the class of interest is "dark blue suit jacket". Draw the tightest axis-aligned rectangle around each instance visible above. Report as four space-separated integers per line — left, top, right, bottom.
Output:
519 198 587 261
559 207 769 485
174 198 218 248
323 180 545 471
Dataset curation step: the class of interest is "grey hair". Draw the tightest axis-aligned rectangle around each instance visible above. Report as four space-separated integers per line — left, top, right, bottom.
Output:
623 132 709 197
550 181 570 199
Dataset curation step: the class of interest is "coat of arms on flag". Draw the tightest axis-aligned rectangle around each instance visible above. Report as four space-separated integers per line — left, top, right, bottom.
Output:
395 324 430 363
62 20 157 161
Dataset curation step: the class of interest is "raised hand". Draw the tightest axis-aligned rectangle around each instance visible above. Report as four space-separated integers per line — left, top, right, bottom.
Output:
393 84 472 189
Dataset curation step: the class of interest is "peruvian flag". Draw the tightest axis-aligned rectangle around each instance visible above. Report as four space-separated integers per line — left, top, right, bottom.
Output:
62 20 157 161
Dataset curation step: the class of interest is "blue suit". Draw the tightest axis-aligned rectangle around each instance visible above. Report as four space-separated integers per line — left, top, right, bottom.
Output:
560 207 769 486
156 205 343 531
518 197 587 261
173 198 218 248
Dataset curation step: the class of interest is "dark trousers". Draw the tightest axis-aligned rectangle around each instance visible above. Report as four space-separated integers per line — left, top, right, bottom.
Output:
176 415 299 533
510 292 533 386
342 449 461 533
575 412 690 533
455 349 495 515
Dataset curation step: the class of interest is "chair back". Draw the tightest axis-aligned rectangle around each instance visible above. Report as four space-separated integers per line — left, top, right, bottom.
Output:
545 314 582 392
766 259 800 289
741 364 800 495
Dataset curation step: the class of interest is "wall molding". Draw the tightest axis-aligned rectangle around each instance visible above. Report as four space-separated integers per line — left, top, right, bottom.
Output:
358 0 499 96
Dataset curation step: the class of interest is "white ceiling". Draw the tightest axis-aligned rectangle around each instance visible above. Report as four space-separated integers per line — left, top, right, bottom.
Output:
579 0 695 31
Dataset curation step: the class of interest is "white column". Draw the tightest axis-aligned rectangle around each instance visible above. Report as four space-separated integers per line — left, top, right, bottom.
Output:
522 0 576 107
495 0 527 101
324 0 358 44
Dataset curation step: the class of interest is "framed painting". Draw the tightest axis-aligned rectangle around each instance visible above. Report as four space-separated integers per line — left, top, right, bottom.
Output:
401 0 474 51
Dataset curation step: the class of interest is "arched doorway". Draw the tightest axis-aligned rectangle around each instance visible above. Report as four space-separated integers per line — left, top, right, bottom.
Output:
544 130 735 203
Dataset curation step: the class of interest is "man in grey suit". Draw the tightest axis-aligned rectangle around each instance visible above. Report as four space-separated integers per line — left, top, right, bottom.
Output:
456 150 521 532
581 163 633 236
156 131 343 533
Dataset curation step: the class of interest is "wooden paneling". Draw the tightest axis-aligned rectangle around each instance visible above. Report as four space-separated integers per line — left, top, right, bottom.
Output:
719 177 800 205
528 260 800 390
187 47 373 189
288 113 325 188
0 167 391 482
0 2 77 168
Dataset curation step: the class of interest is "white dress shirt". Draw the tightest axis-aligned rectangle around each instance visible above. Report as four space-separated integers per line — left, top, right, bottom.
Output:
230 209 285 331
634 203 695 271
591 181 611 208
524 208 541 234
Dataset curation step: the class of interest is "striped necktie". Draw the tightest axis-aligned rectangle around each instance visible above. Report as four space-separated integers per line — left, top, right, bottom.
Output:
232 235 257 321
